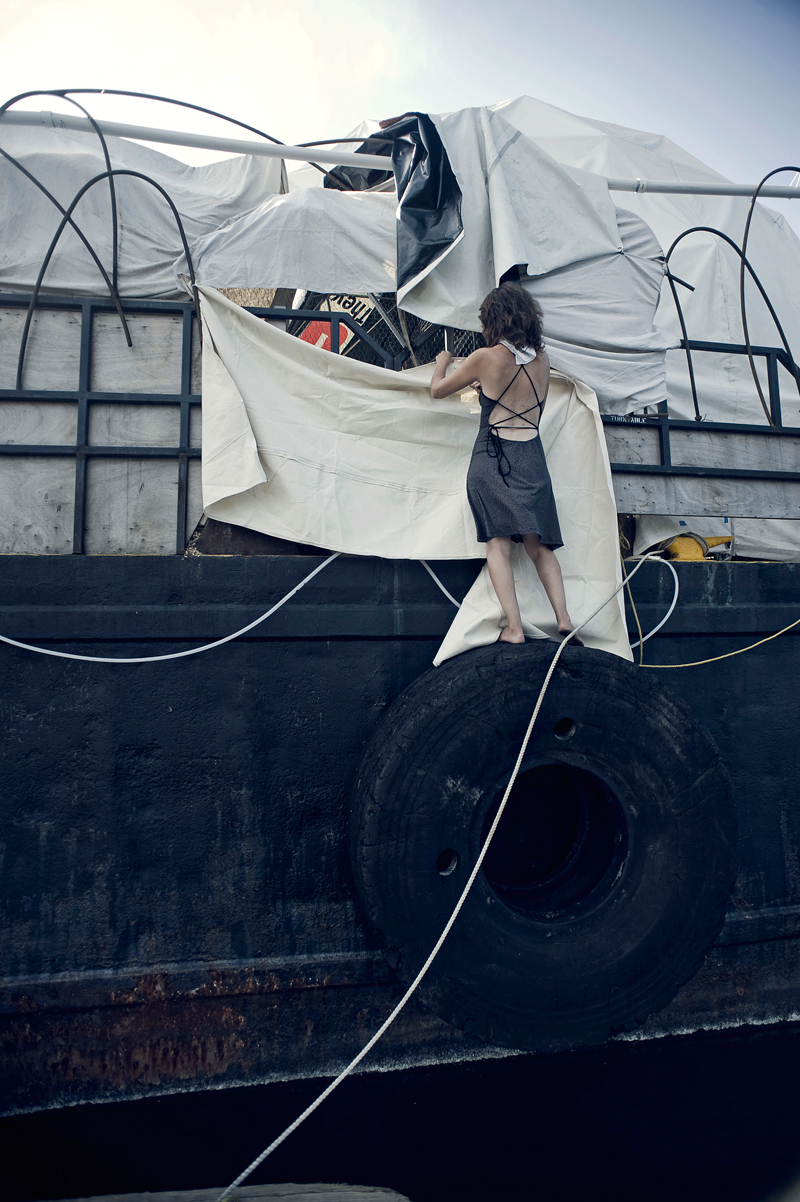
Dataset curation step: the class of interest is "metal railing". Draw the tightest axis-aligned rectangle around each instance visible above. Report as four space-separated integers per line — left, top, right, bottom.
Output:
603 338 800 486
0 295 409 555
3 293 800 555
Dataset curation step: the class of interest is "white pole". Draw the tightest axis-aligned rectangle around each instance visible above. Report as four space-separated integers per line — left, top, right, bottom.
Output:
0 109 394 171
3 111 798 198
606 176 800 200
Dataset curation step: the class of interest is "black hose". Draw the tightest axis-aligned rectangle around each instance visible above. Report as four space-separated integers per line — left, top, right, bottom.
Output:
0 145 131 355
2 87 333 177
739 167 800 422
664 267 700 420
15 168 196 391
665 224 800 425
0 91 125 293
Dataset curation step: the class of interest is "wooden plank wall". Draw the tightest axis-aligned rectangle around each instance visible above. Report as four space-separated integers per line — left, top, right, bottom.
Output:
0 306 202 554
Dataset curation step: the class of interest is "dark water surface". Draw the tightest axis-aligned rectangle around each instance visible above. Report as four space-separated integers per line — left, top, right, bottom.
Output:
4 1021 800 1202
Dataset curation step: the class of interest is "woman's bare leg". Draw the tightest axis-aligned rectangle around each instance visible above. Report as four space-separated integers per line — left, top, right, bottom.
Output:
485 536 525 643
522 533 584 645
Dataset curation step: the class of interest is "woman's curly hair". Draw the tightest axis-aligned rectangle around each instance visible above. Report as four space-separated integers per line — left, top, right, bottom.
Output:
479 282 545 353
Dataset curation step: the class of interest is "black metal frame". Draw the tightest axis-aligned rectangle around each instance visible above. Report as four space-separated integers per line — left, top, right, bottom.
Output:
3 293 799 556
603 337 800 483
0 293 199 555
0 295 407 555
255 306 410 370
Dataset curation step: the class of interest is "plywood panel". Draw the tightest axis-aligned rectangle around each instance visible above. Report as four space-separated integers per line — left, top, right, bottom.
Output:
671 429 800 473
0 456 74 553
604 426 660 465
613 472 800 519
84 458 177 554
88 403 179 448
91 312 183 393
186 456 204 543
189 403 202 448
1 401 77 444
0 307 81 391
191 316 202 395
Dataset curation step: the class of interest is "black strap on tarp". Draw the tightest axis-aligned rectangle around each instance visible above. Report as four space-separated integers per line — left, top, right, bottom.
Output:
326 111 463 295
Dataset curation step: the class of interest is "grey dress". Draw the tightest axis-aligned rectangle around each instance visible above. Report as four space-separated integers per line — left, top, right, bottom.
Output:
466 365 563 549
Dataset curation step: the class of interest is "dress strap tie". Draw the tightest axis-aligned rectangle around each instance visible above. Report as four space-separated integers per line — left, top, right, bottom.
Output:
485 365 544 485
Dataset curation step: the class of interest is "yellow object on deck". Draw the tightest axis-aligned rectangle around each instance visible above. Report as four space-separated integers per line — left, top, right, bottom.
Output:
666 535 733 561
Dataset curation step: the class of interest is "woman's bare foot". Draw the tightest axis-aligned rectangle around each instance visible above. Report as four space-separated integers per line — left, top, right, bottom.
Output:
558 625 584 647
499 627 525 645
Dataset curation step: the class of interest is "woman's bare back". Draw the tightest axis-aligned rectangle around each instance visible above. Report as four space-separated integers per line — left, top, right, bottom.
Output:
478 344 550 441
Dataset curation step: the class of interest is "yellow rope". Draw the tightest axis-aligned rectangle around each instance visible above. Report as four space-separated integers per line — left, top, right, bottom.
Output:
642 614 800 669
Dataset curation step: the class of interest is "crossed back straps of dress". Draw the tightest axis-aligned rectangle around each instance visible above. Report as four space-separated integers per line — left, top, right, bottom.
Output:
485 364 544 484
487 364 543 436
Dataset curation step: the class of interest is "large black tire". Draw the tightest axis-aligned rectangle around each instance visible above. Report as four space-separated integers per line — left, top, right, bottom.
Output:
350 640 736 1052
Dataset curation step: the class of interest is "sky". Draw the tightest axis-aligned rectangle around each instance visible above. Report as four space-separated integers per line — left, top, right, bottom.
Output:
2 0 799 229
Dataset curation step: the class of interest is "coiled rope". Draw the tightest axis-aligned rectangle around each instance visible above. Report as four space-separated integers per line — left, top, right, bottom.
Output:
215 553 658 1201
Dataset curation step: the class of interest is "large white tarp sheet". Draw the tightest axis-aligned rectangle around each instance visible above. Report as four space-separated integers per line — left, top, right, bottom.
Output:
199 287 629 661
187 188 397 295
491 95 800 428
0 123 281 298
489 97 800 558
184 109 673 413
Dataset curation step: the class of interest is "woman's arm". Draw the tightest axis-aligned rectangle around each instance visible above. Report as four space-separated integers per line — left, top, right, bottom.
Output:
430 348 487 400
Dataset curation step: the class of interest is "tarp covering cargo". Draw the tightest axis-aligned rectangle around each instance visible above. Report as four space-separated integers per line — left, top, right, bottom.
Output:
0 122 281 298
3 96 798 562
489 96 800 428
184 107 674 414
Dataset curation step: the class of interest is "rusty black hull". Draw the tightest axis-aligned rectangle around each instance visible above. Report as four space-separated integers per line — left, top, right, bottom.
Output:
1 555 800 1117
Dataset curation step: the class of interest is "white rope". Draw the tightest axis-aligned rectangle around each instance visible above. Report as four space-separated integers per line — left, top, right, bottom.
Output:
0 553 340 664
420 552 678 650
419 559 462 608
216 553 657 1202
629 556 680 650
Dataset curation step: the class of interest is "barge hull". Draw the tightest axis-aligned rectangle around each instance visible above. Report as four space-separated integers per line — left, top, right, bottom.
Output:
1 556 799 1114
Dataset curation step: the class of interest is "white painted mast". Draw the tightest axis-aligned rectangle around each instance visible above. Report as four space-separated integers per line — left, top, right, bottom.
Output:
0 110 394 170
3 110 799 198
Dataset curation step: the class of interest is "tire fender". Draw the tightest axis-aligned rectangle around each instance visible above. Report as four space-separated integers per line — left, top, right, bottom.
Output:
350 641 736 1052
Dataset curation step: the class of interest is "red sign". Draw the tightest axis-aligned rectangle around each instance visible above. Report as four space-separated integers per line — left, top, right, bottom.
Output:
298 320 351 352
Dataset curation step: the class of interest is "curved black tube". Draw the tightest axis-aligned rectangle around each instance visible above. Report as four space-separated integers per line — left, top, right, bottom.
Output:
0 145 131 356
1 87 284 143
739 167 800 422
0 91 122 291
664 268 700 419
1 87 332 179
666 224 800 425
16 168 196 390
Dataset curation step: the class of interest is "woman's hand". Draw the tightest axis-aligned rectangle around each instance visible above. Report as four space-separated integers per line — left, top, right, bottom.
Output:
430 347 486 400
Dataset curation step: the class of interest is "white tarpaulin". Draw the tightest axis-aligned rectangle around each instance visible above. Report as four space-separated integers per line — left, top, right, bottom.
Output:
0 123 281 298
486 96 800 560
186 188 397 295
491 95 800 429
199 286 630 662
183 108 673 414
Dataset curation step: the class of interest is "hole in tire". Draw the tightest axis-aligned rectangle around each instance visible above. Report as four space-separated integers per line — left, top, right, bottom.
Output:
481 763 626 917
437 849 459 876
553 717 577 740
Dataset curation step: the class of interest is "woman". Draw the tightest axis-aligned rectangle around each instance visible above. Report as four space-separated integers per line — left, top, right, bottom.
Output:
430 282 581 645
